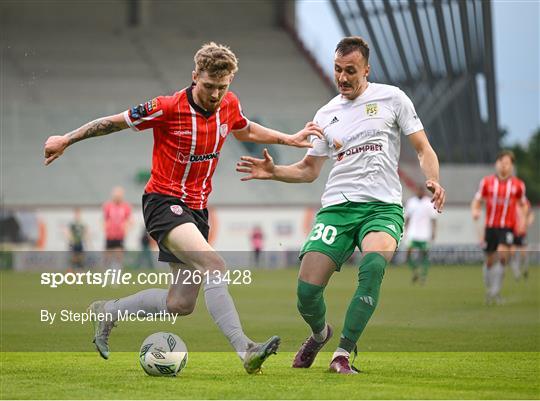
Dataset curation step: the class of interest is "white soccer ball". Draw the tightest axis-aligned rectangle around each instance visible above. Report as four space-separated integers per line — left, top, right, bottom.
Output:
139 332 188 377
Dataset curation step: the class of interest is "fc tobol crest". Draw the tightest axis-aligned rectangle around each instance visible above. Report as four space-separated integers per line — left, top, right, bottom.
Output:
219 124 229 138
170 205 183 215
365 103 378 117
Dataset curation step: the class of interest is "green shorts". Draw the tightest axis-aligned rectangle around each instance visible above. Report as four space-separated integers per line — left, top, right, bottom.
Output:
300 201 404 270
409 240 429 251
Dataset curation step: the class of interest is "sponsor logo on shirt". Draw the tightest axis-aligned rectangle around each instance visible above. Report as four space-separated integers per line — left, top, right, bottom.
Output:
189 151 220 163
336 143 383 161
219 124 229 138
170 205 183 215
366 103 378 117
172 130 193 136
329 116 339 126
344 129 383 144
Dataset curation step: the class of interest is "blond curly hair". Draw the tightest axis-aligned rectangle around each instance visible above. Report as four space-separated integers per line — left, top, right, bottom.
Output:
194 42 238 78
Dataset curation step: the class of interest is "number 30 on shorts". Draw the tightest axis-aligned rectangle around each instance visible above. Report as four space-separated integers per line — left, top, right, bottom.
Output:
309 223 337 245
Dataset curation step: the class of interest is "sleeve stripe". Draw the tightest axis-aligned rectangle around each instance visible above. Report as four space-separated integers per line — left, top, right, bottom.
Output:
474 177 485 200
123 110 139 132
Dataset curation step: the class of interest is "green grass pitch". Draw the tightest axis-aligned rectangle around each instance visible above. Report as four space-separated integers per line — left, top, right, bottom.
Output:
1 265 539 399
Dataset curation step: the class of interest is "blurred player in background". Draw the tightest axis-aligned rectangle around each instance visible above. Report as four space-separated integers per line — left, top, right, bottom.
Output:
471 150 528 304
44 42 323 374
405 185 438 284
250 225 264 267
134 229 156 269
511 197 534 280
237 36 445 374
103 186 132 270
65 207 86 272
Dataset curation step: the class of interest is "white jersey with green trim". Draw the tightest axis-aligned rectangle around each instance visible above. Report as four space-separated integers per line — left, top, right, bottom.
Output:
308 82 423 208
405 195 438 241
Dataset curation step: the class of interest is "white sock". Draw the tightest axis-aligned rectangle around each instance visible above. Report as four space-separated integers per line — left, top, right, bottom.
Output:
487 265 496 297
313 324 328 342
203 276 252 360
332 347 350 361
490 262 504 298
104 288 168 322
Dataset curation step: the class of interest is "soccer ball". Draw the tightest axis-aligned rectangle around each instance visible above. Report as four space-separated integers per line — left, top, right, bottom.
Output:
139 332 188 376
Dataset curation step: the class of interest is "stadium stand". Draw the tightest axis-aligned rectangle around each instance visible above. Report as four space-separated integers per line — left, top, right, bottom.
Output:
1 0 332 206
1 0 504 208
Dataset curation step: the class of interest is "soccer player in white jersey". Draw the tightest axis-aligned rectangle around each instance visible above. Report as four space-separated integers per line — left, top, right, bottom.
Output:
405 186 438 284
237 36 445 374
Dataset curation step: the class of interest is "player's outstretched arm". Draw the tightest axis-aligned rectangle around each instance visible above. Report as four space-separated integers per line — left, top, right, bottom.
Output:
44 113 128 165
408 130 446 212
236 149 326 183
471 189 483 220
471 198 482 220
233 121 324 148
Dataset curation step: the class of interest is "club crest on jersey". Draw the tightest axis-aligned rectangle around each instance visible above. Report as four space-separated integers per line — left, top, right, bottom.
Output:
219 124 229 138
170 205 183 215
177 152 190 164
366 103 378 117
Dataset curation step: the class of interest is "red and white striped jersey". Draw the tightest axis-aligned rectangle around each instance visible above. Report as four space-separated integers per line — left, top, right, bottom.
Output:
103 201 131 240
475 174 526 229
123 86 249 209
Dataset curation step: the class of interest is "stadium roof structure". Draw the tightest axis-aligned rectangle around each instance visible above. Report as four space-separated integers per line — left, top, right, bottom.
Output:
329 0 499 163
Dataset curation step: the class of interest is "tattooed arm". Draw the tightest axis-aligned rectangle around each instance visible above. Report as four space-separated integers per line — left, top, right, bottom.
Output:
44 113 128 165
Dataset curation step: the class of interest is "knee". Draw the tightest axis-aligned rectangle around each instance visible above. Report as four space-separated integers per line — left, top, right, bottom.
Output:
359 253 387 280
195 253 226 273
297 279 324 308
166 297 195 316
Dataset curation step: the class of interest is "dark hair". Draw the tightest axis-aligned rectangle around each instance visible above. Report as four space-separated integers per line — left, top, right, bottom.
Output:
496 150 515 163
335 36 370 61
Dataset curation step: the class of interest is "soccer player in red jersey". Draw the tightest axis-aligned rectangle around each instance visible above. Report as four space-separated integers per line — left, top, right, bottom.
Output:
102 186 132 270
44 42 324 373
471 150 529 304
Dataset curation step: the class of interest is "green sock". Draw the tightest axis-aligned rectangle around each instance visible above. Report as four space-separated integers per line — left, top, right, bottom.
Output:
339 252 387 352
408 252 417 270
421 252 429 279
297 279 326 334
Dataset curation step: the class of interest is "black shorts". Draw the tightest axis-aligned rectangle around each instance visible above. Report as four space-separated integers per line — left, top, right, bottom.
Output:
142 192 209 263
513 235 526 247
106 239 124 250
484 228 514 253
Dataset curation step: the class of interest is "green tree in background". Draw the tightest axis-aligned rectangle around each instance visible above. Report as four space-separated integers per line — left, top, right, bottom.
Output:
510 128 540 203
